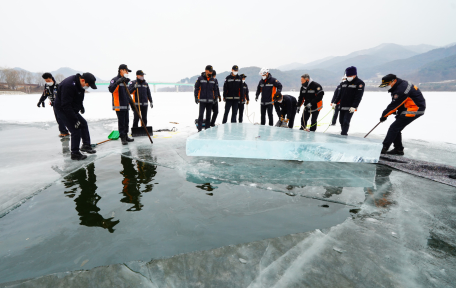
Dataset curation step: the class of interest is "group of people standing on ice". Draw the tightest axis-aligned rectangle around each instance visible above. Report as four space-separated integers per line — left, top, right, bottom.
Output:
35 62 426 161
195 65 426 156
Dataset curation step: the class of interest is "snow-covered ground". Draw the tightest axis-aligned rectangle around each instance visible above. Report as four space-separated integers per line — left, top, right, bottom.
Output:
1 91 455 144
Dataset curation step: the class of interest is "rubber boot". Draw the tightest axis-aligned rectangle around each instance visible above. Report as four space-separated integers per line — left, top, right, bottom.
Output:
121 137 128 145
80 144 97 154
126 137 134 142
71 152 87 161
381 147 388 154
386 148 404 156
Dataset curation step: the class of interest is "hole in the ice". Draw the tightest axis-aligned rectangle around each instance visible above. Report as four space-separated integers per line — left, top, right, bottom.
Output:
320 205 330 208
350 208 361 214
196 183 217 191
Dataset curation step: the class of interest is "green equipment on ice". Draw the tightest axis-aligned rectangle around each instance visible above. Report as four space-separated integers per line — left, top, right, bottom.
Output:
91 130 120 147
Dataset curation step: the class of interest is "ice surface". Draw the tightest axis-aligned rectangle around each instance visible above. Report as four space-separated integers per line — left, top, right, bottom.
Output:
187 124 383 163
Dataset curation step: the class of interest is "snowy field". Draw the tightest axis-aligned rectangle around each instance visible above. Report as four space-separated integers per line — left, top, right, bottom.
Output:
0 91 455 144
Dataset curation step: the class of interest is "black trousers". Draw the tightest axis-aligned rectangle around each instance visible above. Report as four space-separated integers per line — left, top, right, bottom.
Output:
260 104 274 126
238 103 245 123
116 110 130 138
198 102 213 131
383 115 422 150
210 101 219 126
287 105 297 128
53 105 69 134
132 105 148 128
331 105 340 125
301 109 320 131
339 110 354 135
57 109 91 154
222 100 239 123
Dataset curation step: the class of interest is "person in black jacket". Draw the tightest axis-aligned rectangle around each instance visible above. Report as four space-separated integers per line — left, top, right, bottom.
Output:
379 74 426 155
54 73 97 160
222 65 244 123
128 70 153 128
330 76 346 126
194 65 216 131
109 64 135 145
210 70 222 127
297 74 324 131
333 66 365 135
256 68 282 126
238 74 249 123
273 92 297 128
37 73 69 137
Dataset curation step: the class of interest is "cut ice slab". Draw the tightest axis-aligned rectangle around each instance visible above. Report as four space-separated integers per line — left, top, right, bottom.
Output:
186 124 383 163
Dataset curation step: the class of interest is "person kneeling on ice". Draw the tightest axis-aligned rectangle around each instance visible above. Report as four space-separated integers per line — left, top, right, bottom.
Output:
37 73 70 138
109 64 135 145
54 72 97 160
333 66 365 136
128 70 153 128
297 74 324 131
195 65 216 131
273 92 297 129
379 74 426 155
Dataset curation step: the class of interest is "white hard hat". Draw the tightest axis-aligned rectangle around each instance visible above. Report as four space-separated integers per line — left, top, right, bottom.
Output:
259 68 269 76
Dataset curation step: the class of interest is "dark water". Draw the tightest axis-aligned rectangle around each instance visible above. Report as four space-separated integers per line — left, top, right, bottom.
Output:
0 153 391 283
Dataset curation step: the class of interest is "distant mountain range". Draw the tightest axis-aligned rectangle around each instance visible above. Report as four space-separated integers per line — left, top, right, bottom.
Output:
179 42 456 91
12 66 106 83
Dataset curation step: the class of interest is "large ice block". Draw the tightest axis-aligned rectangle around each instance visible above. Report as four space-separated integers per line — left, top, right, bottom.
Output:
186 124 383 163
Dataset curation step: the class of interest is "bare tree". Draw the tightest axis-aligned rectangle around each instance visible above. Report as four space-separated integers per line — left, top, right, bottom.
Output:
33 72 44 87
3 69 20 90
17 69 27 84
54 73 65 83
25 71 34 84
0 69 6 83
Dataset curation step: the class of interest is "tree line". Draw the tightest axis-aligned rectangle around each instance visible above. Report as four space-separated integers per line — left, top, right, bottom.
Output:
0 68 65 92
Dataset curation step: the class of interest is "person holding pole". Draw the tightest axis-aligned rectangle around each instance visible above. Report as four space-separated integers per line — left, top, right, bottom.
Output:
378 74 426 155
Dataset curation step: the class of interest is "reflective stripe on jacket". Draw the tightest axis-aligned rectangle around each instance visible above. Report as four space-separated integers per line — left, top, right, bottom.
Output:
128 79 152 106
194 72 216 103
298 79 324 112
255 74 282 105
382 78 426 118
109 75 132 111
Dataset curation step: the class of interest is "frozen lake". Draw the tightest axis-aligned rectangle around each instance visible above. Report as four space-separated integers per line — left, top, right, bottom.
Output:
0 91 455 286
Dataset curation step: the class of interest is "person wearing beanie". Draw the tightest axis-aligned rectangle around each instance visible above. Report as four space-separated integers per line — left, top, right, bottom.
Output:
297 74 324 132
222 65 244 124
37 73 69 137
195 65 217 131
128 70 153 128
209 70 222 127
54 72 98 160
238 74 249 123
273 92 297 128
333 66 365 135
378 74 426 155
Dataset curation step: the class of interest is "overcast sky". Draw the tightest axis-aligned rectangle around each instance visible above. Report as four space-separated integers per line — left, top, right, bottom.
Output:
1 0 455 82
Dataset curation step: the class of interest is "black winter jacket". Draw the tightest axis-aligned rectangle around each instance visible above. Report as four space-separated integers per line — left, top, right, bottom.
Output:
241 82 249 103
298 80 324 112
39 76 58 105
255 74 282 105
194 72 216 103
274 95 297 118
382 78 426 118
109 74 133 111
223 73 244 100
333 77 365 110
128 79 152 107
54 74 85 124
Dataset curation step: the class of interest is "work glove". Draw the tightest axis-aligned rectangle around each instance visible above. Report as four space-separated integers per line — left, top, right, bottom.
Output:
218 96 221 102
75 121 81 129
296 107 300 114
150 103 153 108
255 97 258 102
306 103 312 110
331 103 335 109
37 101 45 107
195 98 199 104
380 116 387 122
80 106 85 114
349 107 356 113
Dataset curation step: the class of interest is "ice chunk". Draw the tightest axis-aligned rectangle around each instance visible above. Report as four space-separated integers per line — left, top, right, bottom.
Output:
186 124 382 163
